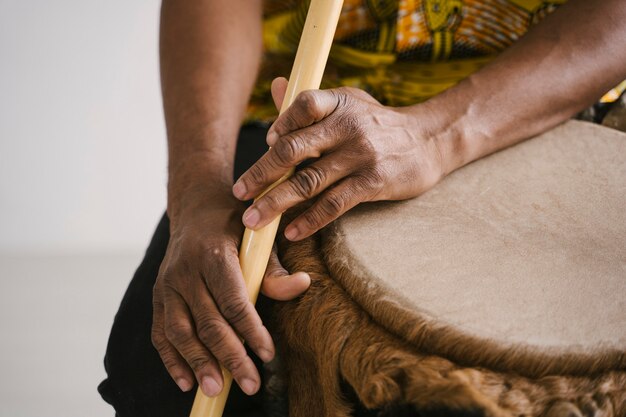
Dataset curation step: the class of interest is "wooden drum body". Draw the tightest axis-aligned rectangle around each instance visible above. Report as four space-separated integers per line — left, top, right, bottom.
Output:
271 121 626 417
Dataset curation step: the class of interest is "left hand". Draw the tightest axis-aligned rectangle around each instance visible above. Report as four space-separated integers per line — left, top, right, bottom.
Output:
232 77 446 241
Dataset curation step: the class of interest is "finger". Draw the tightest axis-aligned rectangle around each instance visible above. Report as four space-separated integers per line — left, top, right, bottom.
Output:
188 279 262 396
162 290 225 397
261 246 311 301
241 153 351 230
151 296 195 392
285 175 377 241
265 88 342 147
270 77 288 112
233 119 341 201
202 248 275 364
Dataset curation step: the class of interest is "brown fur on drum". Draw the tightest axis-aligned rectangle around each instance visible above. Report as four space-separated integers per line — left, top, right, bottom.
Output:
268 209 626 417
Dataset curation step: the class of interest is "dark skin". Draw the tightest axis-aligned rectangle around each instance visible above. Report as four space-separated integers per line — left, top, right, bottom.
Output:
153 0 626 399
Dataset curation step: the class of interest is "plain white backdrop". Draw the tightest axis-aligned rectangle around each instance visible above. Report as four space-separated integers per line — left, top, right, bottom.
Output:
0 1 168 416
0 0 167 253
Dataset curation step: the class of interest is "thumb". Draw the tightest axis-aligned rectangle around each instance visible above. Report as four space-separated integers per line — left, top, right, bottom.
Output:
270 77 289 112
261 246 311 301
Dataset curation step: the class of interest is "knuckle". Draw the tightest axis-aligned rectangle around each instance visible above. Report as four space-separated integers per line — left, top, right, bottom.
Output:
165 319 194 346
363 169 385 192
301 209 324 231
207 336 238 364
295 90 319 117
161 271 192 296
272 118 287 136
152 340 182 370
196 316 229 347
155 267 171 287
151 328 168 352
266 262 286 279
161 355 181 371
265 250 287 279
341 85 371 102
188 356 212 372
155 344 182 371
156 260 191 289
330 88 350 111
247 162 267 186
274 134 304 166
217 294 249 326
292 166 325 197
261 192 282 213
282 110 300 133
334 86 352 97
220 352 246 375
320 191 346 216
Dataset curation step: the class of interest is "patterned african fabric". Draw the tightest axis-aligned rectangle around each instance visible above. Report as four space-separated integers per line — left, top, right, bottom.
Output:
247 0 625 121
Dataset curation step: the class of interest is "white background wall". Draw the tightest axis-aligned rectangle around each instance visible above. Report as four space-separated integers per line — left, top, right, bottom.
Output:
0 1 170 416
0 0 167 253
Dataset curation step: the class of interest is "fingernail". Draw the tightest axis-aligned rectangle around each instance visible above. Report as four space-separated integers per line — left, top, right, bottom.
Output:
243 207 261 228
201 376 221 397
284 225 299 241
233 181 247 199
240 378 258 395
176 377 192 392
258 348 275 363
266 131 279 146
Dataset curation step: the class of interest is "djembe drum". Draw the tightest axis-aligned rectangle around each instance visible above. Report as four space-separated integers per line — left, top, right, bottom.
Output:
269 120 626 417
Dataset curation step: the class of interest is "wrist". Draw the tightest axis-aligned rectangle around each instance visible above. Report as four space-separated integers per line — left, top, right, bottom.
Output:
167 152 239 224
405 95 470 177
408 74 503 177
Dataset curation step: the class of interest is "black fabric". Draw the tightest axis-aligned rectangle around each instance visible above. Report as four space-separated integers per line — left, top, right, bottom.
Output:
98 121 480 416
98 123 271 417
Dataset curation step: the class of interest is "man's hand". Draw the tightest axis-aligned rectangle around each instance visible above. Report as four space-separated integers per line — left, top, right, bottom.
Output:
151 184 310 397
232 77 446 241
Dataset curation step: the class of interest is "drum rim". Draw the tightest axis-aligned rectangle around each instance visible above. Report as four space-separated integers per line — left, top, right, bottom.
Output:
321 223 626 377
316 120 626 377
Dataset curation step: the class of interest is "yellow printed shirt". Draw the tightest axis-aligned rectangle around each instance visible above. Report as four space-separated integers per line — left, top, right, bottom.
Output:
247 0 624 121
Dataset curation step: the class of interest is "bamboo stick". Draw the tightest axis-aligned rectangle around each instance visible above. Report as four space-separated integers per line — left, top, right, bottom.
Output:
189 1 344 416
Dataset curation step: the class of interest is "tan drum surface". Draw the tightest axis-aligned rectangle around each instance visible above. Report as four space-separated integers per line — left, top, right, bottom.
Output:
322 120 626 375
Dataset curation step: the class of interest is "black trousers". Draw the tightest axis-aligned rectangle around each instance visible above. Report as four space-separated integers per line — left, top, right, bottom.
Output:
98 123 452 417
98 124 272 417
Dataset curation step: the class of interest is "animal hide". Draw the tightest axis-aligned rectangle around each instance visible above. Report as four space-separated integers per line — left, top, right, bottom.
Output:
267 209 626 417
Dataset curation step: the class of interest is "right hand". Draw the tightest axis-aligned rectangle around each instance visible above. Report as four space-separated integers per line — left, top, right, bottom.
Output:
151 181 311 397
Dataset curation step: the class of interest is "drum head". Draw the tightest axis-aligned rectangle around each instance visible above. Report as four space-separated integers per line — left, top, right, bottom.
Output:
322 120 626 376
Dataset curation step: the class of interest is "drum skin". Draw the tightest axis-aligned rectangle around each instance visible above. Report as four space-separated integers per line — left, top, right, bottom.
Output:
269 121 626 417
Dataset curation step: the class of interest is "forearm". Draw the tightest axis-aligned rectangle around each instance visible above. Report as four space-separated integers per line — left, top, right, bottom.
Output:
160 0 262 217
419 0 626 175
